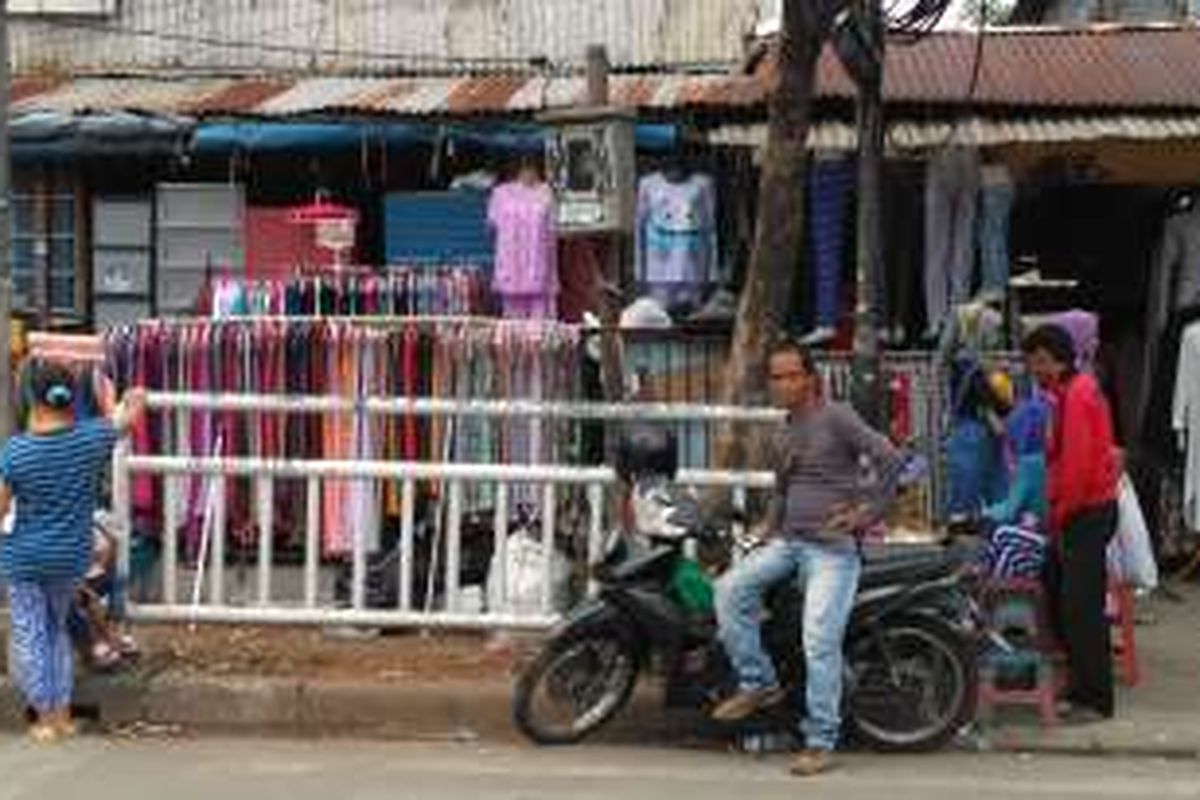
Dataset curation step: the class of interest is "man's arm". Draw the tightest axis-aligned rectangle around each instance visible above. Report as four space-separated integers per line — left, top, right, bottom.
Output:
759 427 789 535
830 404 905 527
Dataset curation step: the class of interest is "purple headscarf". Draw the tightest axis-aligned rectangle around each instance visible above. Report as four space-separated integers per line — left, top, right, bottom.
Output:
1048 309 1099 373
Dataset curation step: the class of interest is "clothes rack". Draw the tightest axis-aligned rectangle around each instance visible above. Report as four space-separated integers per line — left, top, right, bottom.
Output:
103 317 582 559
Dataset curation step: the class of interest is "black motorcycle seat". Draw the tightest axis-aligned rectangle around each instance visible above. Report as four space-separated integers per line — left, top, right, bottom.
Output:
858 546 957 590
605 544 676 583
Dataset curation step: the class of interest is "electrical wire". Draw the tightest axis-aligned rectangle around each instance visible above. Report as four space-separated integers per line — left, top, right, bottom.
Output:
885 0 958 40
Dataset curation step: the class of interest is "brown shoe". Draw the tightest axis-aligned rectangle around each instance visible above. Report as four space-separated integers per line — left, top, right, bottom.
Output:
790 749 836 777
710 685 786 721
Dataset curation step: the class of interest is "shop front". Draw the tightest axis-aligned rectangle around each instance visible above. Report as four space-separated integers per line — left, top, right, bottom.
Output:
9 27 1200 544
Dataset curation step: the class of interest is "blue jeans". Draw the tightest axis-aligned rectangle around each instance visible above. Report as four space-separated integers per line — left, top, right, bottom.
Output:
978 181 1014 297
8 580 76 714
808 156 855 328
715 537 861 752
924 147 979 330
945 416 1009 517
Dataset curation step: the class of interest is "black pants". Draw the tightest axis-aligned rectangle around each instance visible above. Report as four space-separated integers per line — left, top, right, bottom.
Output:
1044 502 1118 716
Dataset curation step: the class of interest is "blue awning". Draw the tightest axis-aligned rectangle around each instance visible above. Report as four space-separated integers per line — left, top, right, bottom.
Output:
192 122 436 154
192 121 679 156
6 115 679 162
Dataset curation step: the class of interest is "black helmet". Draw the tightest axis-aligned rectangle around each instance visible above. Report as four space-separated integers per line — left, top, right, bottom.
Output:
614 424 678 482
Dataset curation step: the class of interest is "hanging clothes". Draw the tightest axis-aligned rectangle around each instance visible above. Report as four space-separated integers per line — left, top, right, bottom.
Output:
977 163 1014 301
558 236 604 323
807 153 855 332
488 180 559 319
924 147 981 336
1172 321 1200 532
635 171 718 312
945 359 1009 519
101 317 584 557
1142 305 1200 464
195 271 490 320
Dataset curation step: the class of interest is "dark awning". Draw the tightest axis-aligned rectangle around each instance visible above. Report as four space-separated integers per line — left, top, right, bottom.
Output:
10 110 194 162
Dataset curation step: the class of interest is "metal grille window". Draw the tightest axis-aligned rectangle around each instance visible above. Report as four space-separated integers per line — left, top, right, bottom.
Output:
10 189 79 315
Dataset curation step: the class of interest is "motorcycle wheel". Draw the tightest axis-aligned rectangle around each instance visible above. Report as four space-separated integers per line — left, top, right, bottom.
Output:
845 612 978 752
513 626 640 745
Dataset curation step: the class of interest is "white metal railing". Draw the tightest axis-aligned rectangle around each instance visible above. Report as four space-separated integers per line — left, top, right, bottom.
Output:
142 391 787 423
112 394 778 631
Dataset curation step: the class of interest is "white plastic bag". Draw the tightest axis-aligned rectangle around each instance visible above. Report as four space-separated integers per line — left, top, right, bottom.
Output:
1107 473 1159 589
486 528 571 616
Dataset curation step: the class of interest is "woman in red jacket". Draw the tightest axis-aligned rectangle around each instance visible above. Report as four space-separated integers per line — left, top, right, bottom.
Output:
1022 324 1120 721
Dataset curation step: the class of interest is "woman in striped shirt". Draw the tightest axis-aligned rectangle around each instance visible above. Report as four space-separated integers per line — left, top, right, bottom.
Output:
0 359 145 743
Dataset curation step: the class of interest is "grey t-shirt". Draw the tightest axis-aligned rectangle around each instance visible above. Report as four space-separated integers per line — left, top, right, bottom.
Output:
765 402 902 549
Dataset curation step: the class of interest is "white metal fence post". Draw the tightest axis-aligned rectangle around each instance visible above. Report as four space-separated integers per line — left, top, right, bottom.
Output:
491 482 509 612
399 478 416 612
305 476 320 608
256 476 274 605
210 473 227 605
445 480 463 612
586 482 605 596
540 482 556 614
111 438 132 603
162 471 179 605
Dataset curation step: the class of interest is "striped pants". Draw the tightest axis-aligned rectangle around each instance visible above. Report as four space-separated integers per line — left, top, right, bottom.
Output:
7 580 76 714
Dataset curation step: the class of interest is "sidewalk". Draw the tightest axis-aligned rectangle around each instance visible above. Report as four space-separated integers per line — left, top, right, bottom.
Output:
975 581 1200 758
1 585 1197 758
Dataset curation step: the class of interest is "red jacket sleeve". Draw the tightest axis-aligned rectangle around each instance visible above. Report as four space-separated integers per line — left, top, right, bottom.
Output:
1050 375 1118 534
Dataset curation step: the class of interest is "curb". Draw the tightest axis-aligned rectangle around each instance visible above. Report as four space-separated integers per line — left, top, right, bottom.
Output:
2 674 1197 759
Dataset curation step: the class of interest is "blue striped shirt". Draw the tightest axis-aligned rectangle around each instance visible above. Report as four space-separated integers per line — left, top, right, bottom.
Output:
0 419 118 581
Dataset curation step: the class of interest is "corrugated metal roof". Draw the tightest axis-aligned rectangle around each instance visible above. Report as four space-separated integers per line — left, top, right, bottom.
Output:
807 27 1200 110
12 77 241 116
11 77 63 103
709 114 1200 150
13 28 1200 120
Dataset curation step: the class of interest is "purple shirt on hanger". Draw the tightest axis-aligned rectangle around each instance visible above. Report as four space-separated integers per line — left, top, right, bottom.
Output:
487 181 558 298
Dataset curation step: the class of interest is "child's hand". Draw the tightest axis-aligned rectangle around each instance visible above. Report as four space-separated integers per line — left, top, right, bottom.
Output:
123 387 148 418
113 387 149 433
94 371 118 417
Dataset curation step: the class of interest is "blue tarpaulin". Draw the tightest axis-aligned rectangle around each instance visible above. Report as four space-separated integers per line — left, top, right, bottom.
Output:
9 114 679 161
192 121 679 155
192 122 436 154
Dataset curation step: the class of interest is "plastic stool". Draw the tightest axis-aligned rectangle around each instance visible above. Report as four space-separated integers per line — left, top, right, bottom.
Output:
976 578 1060 726
978 653 1058 726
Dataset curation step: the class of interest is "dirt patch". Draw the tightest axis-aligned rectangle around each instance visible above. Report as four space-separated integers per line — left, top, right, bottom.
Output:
131 625 538 684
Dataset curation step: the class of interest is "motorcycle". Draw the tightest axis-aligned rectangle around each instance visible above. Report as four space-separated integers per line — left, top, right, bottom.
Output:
512 427 978 752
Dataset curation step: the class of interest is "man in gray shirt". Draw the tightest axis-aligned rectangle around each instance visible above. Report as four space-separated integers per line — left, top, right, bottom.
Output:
712 339 902 777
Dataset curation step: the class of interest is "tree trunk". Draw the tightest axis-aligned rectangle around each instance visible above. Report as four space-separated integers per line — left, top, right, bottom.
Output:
716 0 828 468
849 0 886 425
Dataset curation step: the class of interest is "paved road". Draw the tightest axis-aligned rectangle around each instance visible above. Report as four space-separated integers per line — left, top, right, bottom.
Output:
0 736 1195 800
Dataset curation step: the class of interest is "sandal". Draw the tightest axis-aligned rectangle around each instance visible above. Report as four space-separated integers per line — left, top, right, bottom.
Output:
91 641 121 670
28 723 59 744
116 634 140 658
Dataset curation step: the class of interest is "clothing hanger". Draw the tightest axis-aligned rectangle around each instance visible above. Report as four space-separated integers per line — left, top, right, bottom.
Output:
1172 189 1197 215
